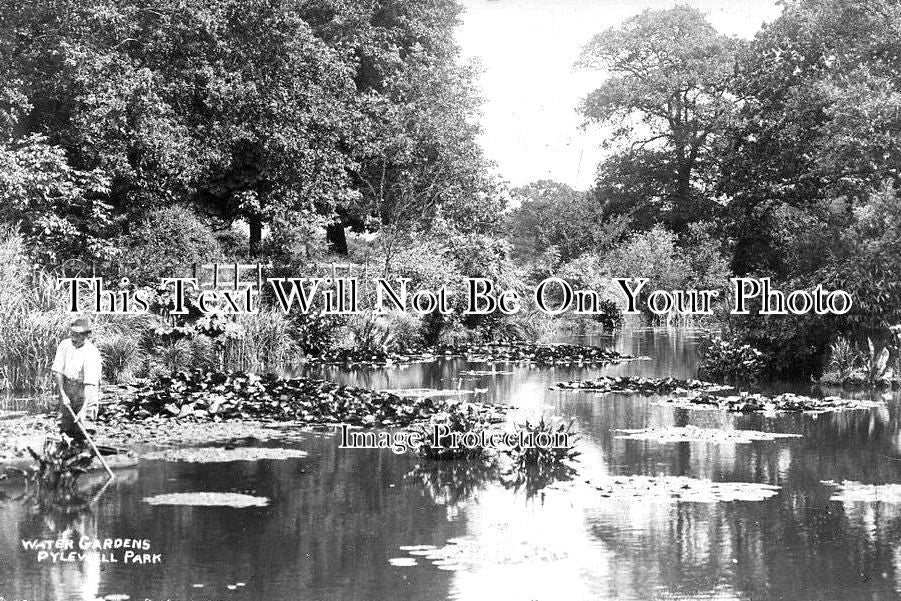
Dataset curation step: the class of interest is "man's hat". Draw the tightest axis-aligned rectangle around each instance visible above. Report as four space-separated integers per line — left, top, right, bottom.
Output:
69 317 92 334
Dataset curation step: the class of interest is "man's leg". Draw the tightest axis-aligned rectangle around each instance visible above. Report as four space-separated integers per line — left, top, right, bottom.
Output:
58 388 87 442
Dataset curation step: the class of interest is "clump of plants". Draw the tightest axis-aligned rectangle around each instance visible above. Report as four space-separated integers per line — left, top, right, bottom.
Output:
698 335 766 383
818 336 861 385
503 417 580 467
818 331 899 388
862 338 892 387
499 418 580 497
106 368 487 428
411 407 581 498
413 401 499 461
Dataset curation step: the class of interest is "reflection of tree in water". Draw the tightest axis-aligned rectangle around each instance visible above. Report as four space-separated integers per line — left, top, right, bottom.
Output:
407 456 580 504
406 460 500 507
500 461 579 500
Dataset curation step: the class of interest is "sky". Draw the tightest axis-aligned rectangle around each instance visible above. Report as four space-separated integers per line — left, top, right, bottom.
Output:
455 0 784 191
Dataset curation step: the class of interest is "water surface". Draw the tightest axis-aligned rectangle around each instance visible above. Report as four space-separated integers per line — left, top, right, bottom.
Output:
2 328 900 601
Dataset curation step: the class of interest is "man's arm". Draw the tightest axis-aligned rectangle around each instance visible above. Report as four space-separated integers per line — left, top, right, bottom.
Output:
53 369 70 406
80 346 103 420
51 341 69 405
80 384 99 421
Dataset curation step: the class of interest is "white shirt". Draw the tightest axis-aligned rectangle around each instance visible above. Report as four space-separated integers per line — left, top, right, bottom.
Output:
51 338 102 386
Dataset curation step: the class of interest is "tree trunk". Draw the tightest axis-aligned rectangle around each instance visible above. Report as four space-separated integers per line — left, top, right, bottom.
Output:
249 214 263 257
672 160 694 232
326 222 348 255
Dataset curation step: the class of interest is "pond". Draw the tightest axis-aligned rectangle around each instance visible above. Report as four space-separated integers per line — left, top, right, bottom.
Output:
2 328 901 601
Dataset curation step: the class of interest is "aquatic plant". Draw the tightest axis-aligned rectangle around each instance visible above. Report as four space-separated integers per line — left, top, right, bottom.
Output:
105 369 499 428
220 310 300 372
342 313 394 355
93 316 155 383
496 417 581 499
862 337 891 387
147 339 194 378
313 341 633 366
819 336 861 385
502 417 580 467
554 376 732 394
698 334 765 383
665 391 882 414
413 401 497 461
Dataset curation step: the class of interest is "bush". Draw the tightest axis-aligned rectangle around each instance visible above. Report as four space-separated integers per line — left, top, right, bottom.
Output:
414 401 494 461
381 311 425 350
117 205 223 285
725 309 836 378
699 334 766 383
818 336 861 385
93 316 154 383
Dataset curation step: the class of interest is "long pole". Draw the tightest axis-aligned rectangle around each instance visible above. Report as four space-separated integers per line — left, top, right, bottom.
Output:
62 402 114 480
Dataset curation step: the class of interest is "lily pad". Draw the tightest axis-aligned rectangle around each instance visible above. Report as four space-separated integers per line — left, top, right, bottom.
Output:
381 389 474 398
459 370 514 376
613 426 801 444
554 376 732 395
822 480 901 503
141 447 308 463
660 392 884 414
142 492 270 507
590 475 781 502
402 536 568 570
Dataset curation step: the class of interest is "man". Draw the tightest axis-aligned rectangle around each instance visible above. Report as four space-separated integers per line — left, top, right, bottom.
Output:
51 317 102 441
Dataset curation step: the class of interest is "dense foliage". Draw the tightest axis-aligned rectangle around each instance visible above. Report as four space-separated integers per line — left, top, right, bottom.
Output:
2 0 900 382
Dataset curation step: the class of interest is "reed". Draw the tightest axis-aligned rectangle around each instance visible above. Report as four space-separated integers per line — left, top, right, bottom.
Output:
221 310 300 373
0 228 70 391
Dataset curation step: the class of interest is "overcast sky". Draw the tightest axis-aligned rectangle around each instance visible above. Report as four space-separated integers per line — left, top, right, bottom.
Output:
455 0 784 191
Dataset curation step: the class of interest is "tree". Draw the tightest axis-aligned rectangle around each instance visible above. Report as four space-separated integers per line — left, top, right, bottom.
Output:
3 0 364 256
721 0 901 275
303 0 504 252
0 87 113 266
577 6 741 231
506 180 628 263
0 0 501 260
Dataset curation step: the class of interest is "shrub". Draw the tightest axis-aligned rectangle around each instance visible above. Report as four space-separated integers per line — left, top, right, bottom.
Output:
818 336 862 385
93 316 154 383
381 311 425 350
414 401 494 461
699 334 766 383
117 205 223 285
220 311 300 373
500 417 581 498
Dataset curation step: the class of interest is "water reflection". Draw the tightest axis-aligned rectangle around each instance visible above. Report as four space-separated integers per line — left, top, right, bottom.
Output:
1 328 900 600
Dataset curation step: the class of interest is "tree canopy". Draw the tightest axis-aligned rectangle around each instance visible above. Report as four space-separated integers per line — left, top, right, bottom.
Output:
0 0 500 260
578 5 741 231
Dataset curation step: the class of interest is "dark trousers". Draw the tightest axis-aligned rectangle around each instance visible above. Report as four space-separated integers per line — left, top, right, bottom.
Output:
58 378 90 441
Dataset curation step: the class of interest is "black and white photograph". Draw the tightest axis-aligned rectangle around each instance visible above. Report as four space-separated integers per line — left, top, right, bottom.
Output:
1 0 901 599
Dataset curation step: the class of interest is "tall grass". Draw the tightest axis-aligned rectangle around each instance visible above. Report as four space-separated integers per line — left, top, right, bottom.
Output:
220 310 300 372
92 315 155 383
0 228 70 391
